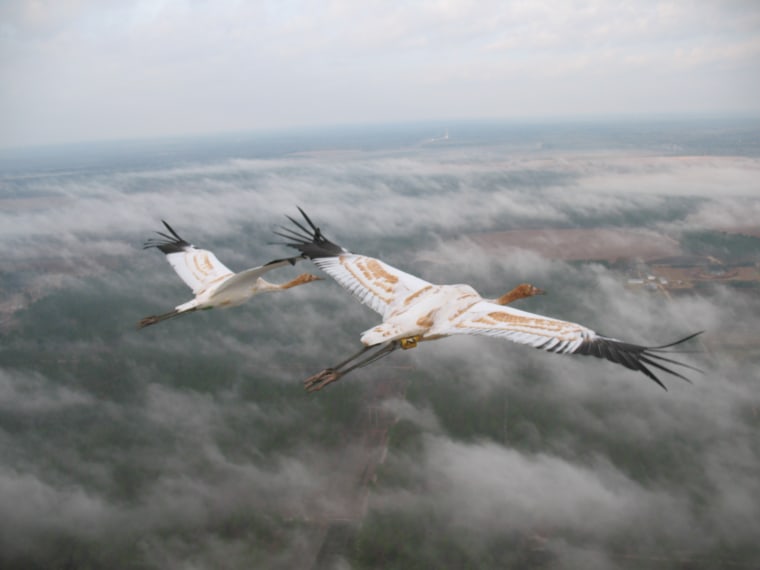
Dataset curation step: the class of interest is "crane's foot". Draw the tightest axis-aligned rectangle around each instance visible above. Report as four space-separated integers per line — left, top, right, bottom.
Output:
137 315 160 329
304 369 342 392
136 308 182 329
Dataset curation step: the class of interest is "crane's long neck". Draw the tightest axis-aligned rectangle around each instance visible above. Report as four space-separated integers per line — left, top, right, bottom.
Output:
495 283 544 305
256 273 321 292
496 288 526 305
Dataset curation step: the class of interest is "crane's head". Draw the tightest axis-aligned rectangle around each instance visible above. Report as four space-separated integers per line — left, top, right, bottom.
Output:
277 273 323 290
496 283 545 305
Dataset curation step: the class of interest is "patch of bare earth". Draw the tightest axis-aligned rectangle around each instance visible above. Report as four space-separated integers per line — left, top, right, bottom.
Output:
468 228 682 262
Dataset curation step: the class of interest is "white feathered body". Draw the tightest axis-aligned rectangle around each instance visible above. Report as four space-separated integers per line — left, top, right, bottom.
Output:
165 247 292 312
141 220 318 328
313 254 595 353
276 207 701 390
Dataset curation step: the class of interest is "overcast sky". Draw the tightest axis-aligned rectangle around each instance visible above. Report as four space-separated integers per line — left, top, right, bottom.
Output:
2 0 759 148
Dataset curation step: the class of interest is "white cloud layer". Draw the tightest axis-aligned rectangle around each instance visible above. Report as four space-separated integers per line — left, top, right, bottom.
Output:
1 125 759 567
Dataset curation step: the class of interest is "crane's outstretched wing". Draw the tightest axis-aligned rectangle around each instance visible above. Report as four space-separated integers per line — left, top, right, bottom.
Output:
445 300 702 389
275 208 432 319
143 221 235 295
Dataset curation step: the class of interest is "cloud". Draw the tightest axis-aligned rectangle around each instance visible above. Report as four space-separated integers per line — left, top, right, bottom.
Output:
384 436 691 539
2 126 760 567
0 368 95 412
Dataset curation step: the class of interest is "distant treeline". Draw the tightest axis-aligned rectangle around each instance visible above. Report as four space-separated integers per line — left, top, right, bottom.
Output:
680 230 760 263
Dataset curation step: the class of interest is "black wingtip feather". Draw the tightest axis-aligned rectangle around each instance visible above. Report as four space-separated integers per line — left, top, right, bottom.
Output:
263 254 305 267
275 207 347 259
574 331 702 390
650 330 704 350
143 221 192 254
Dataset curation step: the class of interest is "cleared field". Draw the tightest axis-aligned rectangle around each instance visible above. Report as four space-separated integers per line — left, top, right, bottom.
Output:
468 228 682 261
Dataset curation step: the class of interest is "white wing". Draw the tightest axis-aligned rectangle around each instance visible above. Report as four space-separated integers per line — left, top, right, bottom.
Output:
275 209 431 319
445 300 701 388
312 253 432 319
164 247 235 295
446 300 595 353
144 221 234 295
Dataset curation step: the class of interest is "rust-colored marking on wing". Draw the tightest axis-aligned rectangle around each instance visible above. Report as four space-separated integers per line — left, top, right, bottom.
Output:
461 310 580 341
194 253 214 275
403 284 433 306
416 310 436 329
340 257 395 304
448 300 482 322
366 259 398 285
197 272 233 295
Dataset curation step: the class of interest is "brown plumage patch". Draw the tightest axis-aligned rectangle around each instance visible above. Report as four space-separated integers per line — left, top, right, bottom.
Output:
197 272 234 295
340 257 395 304
404 285 434 306
366 259 398 284
485 312 554 328
466 311 579 340
448 300 482 322
416 311 436 329
194 253 215 275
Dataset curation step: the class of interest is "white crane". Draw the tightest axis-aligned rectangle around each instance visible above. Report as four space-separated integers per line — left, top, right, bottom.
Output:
138 220 321 328
276 208 702 392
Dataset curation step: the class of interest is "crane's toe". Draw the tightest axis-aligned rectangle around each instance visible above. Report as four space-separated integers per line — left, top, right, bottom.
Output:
137 315 159 329
304 369 342 392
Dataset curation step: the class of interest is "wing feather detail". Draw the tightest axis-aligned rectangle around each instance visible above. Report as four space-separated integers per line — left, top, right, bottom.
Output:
447 301 591 352
446 301 702 389
163 249 234 295
144 221 234 294
312 254 431 318
275 208 430 318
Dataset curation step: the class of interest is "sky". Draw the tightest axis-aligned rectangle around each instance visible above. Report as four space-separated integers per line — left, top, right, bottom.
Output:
2 128 760 567
2 0 760 148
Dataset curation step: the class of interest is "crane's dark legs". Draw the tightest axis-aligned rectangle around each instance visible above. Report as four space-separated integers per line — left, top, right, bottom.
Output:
137 308 195 329
304 341 400 392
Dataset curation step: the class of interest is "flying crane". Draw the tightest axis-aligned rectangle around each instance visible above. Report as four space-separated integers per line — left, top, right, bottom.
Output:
139 221 321 328
276 208 702 392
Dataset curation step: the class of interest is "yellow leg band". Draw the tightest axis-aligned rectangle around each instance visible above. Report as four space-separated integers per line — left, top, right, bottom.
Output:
400 335 422 350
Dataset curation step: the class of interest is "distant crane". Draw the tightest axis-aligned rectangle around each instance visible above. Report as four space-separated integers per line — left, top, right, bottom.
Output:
276 208 702 392
138 221 321 328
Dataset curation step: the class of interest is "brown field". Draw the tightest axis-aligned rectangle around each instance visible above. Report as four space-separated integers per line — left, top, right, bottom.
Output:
653 264 760 284
716 226 760 238
468 228 682 261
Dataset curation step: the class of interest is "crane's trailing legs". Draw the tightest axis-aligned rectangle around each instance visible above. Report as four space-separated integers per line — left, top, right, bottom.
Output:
138 308 197 329
304 340 404 392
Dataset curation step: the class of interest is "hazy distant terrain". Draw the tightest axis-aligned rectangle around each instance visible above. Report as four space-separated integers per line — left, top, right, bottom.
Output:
1 119 759 569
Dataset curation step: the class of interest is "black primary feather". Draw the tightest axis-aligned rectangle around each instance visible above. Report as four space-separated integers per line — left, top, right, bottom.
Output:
143 220 192 255
273 207 346 258
573 331 704 390
262 255 307 267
